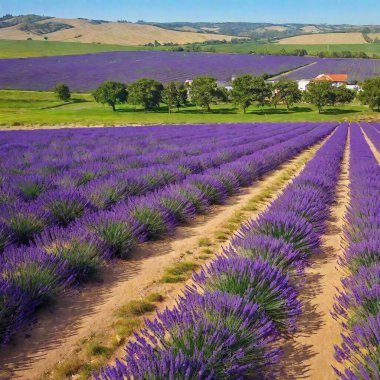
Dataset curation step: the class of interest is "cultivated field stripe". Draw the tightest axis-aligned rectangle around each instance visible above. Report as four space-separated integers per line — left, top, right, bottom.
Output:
360 123 380 164
277 126 350 379
0 131 334 380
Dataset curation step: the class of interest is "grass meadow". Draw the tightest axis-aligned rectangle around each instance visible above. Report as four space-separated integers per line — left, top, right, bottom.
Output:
0 90 374 128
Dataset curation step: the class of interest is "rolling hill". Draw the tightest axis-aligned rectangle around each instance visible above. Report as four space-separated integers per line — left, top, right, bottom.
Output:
0 15 240 45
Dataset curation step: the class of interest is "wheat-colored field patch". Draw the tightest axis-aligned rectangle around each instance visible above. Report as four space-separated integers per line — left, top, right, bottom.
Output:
278 32 367 44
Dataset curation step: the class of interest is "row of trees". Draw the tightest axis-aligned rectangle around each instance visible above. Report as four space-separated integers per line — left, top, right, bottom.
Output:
54 75 380 114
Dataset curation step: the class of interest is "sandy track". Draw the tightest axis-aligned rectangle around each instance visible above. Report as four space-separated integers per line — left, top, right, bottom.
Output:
0 138 328 380
275 130 350 379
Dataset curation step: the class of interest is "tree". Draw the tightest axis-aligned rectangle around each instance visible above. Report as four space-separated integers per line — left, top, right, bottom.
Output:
273 79 302 110
251 77 272 109
231 74 255 113
303 81 335 113
189 76 218 111
93 81 127 111
162 81 187 113
358 77 380 111
333 86 356 106
54 83 71 102
215 87 230 103
128 78 163 110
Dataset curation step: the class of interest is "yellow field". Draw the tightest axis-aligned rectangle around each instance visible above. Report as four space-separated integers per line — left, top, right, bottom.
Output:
278 32 367 44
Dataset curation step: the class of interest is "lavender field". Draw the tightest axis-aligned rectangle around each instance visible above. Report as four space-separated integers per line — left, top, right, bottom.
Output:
2 122 380 380
281 57 380 81
0 51 315 91
0 122 334 344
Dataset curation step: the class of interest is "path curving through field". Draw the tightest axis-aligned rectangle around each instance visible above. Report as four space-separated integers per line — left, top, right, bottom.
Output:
275 127 350 380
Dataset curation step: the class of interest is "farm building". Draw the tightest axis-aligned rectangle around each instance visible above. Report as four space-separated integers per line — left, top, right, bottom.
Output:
294 74 360 91
313 73 348 86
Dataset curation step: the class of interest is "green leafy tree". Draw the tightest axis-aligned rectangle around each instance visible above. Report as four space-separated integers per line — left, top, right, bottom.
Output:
252 77 272 109
303 81 335 113
332 86 356 106
54 83 71 102
162 81 187 113
93 81 127 111
273 79 302 110
215 87 230 103
189 76 218 111
358 77 380 111
231 74 255 113
128 78 164 110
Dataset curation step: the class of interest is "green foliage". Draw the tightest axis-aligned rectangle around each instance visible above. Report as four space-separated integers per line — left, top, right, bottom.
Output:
8 262 60 301
231 74 255 113
54 83 71 102
131 206 167 239
46 239 102 279
332 85 356 106
8 213 45 244
48 199 86 227
189 76 218 111
251 76 272 109
116 300 156 317
162 81 187 112
93 81 127 111
303 81 335 113
93 220 136 258
18 181 46 201
304 81 356 113
128 78 163 110
358 77 380 111
161 261 198 283
273 79 302 109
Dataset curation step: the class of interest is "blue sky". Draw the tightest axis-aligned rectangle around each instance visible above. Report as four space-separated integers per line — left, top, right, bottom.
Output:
1 0 379 24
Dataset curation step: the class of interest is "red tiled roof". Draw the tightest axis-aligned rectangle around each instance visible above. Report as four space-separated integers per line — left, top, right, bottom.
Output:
314 74 348 82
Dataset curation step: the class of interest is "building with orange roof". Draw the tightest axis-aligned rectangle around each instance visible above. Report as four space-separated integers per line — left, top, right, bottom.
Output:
313 73 348 86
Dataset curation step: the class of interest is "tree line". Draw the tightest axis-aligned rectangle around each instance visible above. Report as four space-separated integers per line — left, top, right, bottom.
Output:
54 75 380 114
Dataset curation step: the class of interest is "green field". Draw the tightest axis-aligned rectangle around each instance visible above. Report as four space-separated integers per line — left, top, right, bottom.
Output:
0 39 157 58
200 42 380 56
0 90 376 129
2 39 380 59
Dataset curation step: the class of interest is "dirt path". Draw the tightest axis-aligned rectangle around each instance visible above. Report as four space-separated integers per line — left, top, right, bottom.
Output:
275 130 350 380
361 125 380 164
0 137 329 380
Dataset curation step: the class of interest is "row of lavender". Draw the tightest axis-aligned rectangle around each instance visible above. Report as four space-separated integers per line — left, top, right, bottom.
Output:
361 121 380 151
96 124 347 379
0 123 319 253
333 124 380 380
0 123 335 343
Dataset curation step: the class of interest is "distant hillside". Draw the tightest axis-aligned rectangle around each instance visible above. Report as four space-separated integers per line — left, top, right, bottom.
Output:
143 21 380 42
0 15 240 45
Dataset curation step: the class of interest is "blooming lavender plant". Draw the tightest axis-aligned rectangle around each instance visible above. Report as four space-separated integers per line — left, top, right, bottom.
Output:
333 123 380 379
